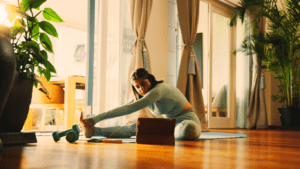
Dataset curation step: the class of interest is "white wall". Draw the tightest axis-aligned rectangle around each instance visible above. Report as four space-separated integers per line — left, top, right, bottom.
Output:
52 24 87 101
146 0 169 83
53 25 87 77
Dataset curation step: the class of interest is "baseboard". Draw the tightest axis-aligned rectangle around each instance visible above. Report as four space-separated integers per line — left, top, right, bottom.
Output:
268 125 300 131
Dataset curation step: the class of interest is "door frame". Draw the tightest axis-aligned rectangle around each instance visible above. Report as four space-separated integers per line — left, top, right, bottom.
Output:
207 3 236 128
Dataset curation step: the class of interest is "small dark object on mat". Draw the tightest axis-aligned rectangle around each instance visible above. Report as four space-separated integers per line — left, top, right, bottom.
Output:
87 138 136 143
136 118 176 145
87 138 106 142
0 132 37 145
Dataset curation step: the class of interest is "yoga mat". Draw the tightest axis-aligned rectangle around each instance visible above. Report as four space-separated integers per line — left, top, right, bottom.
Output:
36 132 247 143
87 138 136 143
35 133 136 142
86 132 247 143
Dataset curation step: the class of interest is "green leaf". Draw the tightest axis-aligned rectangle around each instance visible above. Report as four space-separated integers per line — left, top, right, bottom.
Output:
14 18 25 27
39 21 58 37
39 33 53 53
38 66 43 75
43 69 51 81
29 18 40 41
25 41 45 64
11 25 25 38
32 54 45 64
30 0 47 10
32 32 40 41
38 88 47 95
20 0 47 11
40 50 48 60
43 8 64 22
15 9 31 19
19 0 31 12
33 79 38 88
44 60 56 73
26 41 40 54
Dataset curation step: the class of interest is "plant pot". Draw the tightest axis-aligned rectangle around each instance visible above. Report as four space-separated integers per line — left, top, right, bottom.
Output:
278 107 300 127
0 25 34 132
0 25 16 119
0 71 34 133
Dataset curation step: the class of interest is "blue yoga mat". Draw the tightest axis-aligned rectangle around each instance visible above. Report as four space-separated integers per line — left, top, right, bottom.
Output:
86 132 247 143
36 132 247 143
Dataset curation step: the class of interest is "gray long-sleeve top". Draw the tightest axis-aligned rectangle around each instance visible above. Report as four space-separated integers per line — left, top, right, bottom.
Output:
91 83 187 123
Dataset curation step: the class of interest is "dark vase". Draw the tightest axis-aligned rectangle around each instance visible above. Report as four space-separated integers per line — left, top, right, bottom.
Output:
0 25 33 133
278 107 300 127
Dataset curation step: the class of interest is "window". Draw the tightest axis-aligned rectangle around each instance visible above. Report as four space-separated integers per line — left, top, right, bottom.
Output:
94 0 135 126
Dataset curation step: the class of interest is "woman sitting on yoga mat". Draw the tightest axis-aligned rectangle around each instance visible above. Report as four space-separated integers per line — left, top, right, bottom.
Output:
80 68 201 140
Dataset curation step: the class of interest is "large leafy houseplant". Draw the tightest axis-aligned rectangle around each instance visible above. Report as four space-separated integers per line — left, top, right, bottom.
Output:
4 0 63 93
230 0 300 109
0 0 63 132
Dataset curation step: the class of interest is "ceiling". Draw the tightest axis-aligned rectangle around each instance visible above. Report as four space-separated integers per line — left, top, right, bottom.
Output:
3 0 242 30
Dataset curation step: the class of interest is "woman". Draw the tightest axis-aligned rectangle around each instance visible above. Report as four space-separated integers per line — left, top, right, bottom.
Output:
80 68 201 140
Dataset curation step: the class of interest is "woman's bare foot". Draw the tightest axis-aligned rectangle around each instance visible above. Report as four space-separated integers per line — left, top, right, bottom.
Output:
79 112 95 138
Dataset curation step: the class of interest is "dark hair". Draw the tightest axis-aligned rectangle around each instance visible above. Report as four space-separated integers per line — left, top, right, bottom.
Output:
131 68 164 100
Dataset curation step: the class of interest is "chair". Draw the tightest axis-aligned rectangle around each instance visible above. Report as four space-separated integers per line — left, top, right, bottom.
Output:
23 76 85 131
205 85 228 117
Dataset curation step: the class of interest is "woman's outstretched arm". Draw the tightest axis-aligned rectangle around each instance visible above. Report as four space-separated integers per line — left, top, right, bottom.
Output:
80 99 135 127
91 88 162 124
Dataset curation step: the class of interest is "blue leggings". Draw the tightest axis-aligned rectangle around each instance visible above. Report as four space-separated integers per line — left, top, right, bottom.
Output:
93 109 201 140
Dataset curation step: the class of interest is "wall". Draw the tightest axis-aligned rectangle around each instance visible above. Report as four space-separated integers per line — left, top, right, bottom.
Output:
53 25 87 77
146 0 169 83
264 69 283 126
52 24 87 101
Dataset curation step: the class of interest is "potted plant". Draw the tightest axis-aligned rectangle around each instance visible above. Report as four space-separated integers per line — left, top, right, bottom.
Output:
0 0 63 132
230 0 300 127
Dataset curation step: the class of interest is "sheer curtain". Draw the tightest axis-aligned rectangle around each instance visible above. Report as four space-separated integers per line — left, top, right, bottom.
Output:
95 0 136 127
236 13 251 128
123 0 156 125
176 0 208 132
247 14 268 129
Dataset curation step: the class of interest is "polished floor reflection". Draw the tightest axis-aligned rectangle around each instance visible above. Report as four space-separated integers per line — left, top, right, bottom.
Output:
1 129 300 169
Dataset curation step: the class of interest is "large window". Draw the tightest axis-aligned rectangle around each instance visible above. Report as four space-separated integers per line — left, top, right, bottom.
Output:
235 13 251 128
94 0 135 126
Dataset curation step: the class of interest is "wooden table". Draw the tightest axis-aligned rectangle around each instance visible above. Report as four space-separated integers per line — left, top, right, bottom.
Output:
50 76 85 130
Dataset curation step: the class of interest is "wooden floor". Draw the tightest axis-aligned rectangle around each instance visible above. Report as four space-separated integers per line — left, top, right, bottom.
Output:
1 129 300 169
